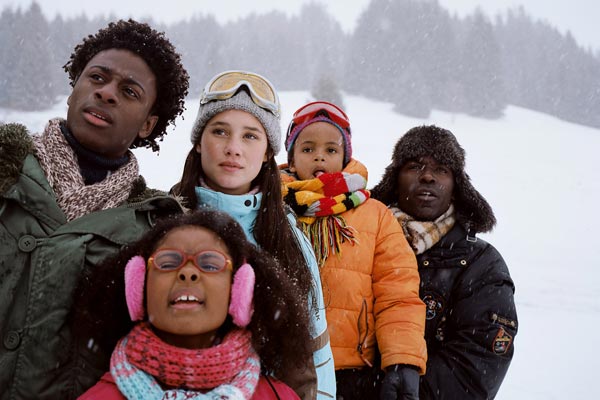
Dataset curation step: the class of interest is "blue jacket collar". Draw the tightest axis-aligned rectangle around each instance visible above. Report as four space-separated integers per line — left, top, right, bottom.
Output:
194 186 262 245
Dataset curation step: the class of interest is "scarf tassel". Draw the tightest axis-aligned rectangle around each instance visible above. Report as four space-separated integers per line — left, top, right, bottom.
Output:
302 215 358 267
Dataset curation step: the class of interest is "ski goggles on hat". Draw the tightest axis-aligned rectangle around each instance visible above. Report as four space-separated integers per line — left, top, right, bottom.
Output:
200 70 281 117
149 249 232 274
288 101 350 130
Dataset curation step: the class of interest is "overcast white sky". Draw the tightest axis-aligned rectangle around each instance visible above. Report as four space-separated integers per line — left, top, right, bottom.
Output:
1 0 598 52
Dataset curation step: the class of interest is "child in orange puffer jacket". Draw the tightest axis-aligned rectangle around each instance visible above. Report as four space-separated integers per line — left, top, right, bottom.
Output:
280 101 427 400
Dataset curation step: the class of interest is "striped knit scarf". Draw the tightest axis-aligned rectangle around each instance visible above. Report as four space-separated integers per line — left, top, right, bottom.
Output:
389 205 456 255
110 323 260 400
282 171 369 266
31 118 138 222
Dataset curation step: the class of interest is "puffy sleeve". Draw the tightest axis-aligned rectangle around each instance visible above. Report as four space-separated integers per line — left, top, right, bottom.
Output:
371 204 427 373
287 213 337 400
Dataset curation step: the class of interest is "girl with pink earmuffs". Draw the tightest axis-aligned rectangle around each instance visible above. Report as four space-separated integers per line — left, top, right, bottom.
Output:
73 210 312 399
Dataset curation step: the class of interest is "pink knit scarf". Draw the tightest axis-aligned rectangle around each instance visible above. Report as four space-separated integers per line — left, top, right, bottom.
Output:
31 118 139 221
111 322 260 397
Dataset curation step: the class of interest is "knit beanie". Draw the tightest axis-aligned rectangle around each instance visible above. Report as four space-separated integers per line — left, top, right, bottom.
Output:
285 115 352 166
371 125 496 234
190 89 281 154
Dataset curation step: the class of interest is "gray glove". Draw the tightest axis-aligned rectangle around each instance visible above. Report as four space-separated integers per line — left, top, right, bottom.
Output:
379 364 420 400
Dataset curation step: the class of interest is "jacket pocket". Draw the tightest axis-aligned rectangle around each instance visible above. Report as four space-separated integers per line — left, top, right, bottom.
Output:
356 298 373 367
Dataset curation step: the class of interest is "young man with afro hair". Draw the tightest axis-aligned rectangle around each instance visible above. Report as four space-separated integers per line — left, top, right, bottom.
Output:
0 19 189 399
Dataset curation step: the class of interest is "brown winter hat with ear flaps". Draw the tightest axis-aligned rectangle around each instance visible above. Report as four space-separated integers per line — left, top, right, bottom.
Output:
370 125 496 234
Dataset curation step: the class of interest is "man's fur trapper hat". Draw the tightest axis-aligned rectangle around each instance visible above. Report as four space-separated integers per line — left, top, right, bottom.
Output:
371 125 496 234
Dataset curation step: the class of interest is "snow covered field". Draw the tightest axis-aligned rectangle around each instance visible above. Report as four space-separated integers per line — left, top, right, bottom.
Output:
2 91 599 399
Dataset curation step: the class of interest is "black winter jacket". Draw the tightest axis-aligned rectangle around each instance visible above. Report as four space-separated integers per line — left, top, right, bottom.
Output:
418 225 517 400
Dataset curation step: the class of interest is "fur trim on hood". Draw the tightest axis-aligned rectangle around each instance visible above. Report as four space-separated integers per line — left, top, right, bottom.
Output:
370 125 496 234
0 122 183 210
0 123 33 195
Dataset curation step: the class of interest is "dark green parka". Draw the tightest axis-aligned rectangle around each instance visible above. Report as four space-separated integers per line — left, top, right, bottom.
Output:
0 123 184 399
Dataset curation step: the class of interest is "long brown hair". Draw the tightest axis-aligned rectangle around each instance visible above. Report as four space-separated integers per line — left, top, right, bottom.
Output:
172 128 317 312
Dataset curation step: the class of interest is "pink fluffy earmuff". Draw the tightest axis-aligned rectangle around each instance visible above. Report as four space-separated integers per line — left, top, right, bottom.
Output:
228 263 255 327
124 255 146 322
124 256 255 327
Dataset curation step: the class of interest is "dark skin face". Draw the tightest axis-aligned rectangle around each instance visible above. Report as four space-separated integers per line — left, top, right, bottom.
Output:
66 49 158 159
396 156 455 221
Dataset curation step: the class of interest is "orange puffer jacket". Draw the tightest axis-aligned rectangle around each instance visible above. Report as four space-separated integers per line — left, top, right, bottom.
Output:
280 159 427 373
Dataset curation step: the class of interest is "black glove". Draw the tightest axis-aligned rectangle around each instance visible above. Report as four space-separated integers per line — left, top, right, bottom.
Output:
379 364 420 400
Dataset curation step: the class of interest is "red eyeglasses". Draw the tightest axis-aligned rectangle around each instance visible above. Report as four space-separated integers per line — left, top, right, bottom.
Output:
149 249 232 274
289 101 350 130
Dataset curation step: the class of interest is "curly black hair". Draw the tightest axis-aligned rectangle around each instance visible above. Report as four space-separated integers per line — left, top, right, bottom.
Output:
63 19 189 152
71 210 312 384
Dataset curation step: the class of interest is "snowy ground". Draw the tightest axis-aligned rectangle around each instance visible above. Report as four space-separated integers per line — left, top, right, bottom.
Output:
2 92 599 399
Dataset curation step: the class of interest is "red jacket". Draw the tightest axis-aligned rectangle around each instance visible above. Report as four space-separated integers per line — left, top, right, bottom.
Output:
79 372 300 399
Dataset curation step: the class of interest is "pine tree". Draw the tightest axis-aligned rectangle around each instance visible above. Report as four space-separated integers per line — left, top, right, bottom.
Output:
311 74 345 109
0 8 18 106
459 9 506 118
1 2 59 110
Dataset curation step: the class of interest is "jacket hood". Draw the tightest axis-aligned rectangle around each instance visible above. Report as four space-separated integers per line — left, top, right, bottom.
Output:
0 122 177 208
0 123 33 195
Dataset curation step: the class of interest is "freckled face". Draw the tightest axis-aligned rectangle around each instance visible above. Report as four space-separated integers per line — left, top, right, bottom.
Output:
195 109 269 195
396 156 454 221
146 226 232 349
289 122 345 180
